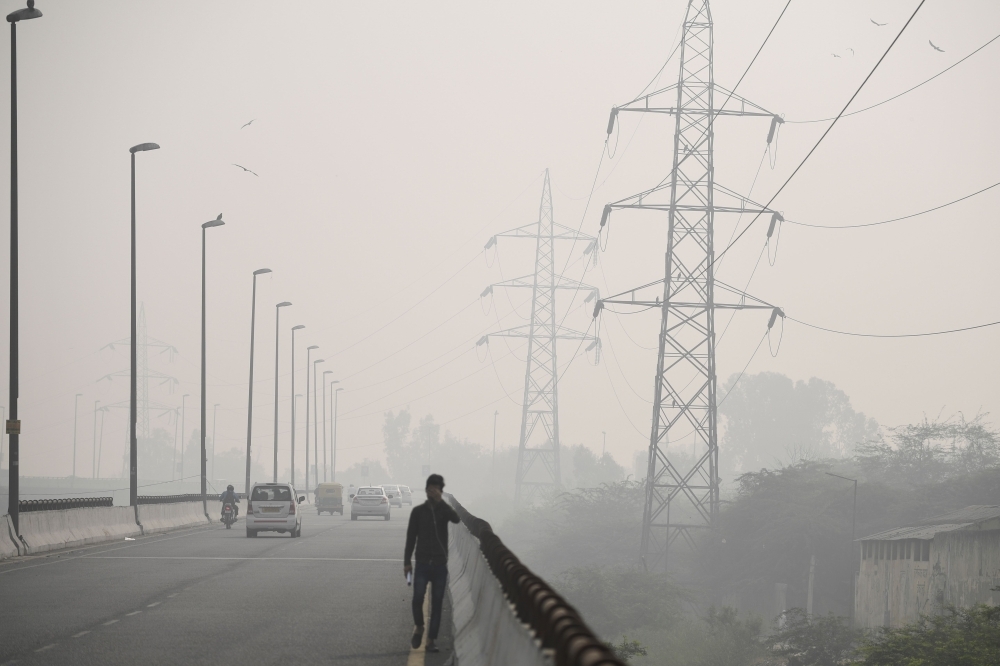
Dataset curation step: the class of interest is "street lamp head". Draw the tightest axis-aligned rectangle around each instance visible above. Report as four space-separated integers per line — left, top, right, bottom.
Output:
314 359 324 365
202 214 225 229
253 268 272 276
307 345 319 351
183 393 190 398
335 388 344 393
129 142 159 154
7 0 42 22
292 325 305 331
76 393 83 397
323 371 333 377
277 301 292 308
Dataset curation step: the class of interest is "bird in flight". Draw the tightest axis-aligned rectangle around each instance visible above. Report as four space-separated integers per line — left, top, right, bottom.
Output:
240 119 255 129
929 40 945 52
233 164 259 176
870 19 887 26
832 53 841 58
846 48 855 56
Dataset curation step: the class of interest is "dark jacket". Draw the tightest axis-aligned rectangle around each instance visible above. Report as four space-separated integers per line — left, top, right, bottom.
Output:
404 499 460 566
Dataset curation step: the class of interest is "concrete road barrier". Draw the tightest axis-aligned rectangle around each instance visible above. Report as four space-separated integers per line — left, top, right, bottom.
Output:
137 501 213 535
18 506 142 554
0 514 21 559
448 518 551 666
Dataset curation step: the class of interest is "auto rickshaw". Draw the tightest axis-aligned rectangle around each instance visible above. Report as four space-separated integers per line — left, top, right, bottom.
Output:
315 482 344 515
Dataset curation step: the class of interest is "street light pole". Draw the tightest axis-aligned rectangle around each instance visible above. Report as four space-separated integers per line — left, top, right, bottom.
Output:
825 471 858 623
71 393 82 481
290 325 304 485
332 385 342 482
272 301 291 482
244 268 271 495
180 394 189 481
312 359 323 485
304 345 318 497
6 0 42 535
211 403 219 485
92 400 100 478
201 215 225 515
322 371 332 483
127 140 160 509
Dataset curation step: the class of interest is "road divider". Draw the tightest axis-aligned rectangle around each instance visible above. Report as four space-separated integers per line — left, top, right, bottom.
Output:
137 501 213 535
17 506 142 554
1 514 21 559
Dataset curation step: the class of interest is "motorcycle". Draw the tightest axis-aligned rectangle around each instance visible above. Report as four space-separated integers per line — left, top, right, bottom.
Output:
222 501 238 529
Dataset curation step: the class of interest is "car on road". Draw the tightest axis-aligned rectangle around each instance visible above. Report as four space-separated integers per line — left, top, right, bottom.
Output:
315 482 344 515
381 484 403 508
246 483 305 538
351 486 391 521
399 485 413 506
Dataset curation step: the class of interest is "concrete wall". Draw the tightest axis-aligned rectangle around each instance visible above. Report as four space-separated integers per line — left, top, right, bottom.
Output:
137 501 213 535
448 518 551 666
0 514 22 559
18 506 142 554
856 531 1000 628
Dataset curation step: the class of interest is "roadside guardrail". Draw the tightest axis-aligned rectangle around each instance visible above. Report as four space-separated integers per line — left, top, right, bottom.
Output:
19 496 113 512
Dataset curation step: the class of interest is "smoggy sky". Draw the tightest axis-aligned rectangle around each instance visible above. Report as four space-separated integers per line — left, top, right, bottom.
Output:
0 0 997 480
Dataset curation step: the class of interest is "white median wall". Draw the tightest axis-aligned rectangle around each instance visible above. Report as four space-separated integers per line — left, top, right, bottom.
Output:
18 506 142 554
137 501 213 534
1 514 21 559
447 518 551 666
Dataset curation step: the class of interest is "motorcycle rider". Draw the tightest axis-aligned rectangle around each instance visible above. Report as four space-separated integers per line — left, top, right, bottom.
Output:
219 484 240 522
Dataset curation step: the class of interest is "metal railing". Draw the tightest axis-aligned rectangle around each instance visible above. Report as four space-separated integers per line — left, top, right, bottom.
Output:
448 494 625 666
137 493 246 505
18 497 113 512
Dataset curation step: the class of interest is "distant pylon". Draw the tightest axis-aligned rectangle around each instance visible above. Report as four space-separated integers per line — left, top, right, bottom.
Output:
595 0 784 570
479 169 601 503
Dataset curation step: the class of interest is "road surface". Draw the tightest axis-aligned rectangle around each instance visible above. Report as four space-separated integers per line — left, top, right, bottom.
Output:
0 505 453 665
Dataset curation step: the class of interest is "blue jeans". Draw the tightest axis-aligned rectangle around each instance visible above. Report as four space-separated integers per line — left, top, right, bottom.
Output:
412 562 448 640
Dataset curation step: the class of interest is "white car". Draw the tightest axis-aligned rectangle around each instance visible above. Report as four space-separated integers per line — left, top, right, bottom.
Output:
351 486 391 521
381 484 403 508
399 485 413 506
246 483 304 538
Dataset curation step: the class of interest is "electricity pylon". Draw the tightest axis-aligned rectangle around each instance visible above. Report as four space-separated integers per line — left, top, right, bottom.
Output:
479 169 601 503
595 0 784 571
101 303 179 440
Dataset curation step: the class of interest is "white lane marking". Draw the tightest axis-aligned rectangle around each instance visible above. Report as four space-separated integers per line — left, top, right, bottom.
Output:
167 593 178 598
102 619 119 626
125 611 142 617
84 556 404 562
34 645 56 653
71 631 90 638
147 602 161 608
407 590 431 665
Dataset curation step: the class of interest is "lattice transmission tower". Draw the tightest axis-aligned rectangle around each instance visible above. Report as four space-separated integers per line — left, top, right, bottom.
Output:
479 169 601 503
595 0 784 570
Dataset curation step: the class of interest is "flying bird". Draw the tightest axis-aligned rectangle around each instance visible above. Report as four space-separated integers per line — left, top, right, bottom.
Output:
232 164 259 176
871 19 886 26
240 119 255 129
929 40 945 52
846 48 855 56
832 53 841 58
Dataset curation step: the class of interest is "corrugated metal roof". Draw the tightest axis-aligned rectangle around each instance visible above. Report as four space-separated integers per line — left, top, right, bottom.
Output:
859 523 974 542
920 505 1000 525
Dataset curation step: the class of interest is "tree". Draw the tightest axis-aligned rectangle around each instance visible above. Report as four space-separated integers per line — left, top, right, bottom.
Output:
766 609 859 666
719 372 877 476
857 603 1000 666
565 444 626 489
557 566 685 637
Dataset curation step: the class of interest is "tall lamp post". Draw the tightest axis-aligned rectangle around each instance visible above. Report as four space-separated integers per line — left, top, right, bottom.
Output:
293 394 302 484
290 324 304 485
304 345 318 497
180 393 189 480
71 393 82 481
312 359 324 485
127 141 160 509
321 371 333 482
6 0 42 534
201 215 225 515
244 268 271 494
825 471 858 623
332 386 343 482
92 400 100 478
272 301 292 482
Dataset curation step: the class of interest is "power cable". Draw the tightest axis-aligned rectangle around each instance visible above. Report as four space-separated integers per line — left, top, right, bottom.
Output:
715 0 927 265
787 32 1000 124
787 316 1000 339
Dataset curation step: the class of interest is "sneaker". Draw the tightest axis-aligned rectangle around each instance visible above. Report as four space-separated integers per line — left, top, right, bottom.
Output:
426 639 439 653
411 626 423 649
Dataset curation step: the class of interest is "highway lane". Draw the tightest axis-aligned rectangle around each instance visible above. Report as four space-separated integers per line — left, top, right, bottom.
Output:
0 505 446 665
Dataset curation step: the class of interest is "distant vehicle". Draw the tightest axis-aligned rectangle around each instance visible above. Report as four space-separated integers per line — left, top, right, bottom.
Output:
351 486 391 521
246 483 305 538
399 485 413 506
315 482 344 516
381 484 403 508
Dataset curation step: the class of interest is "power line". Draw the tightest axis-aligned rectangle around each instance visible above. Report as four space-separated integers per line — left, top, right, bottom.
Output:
787 32 1000 124
787 315 1000 339
715 0 927 264
786 180 1000 229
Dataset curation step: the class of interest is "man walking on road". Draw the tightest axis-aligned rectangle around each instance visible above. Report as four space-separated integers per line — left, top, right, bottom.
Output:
404 473 459 653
